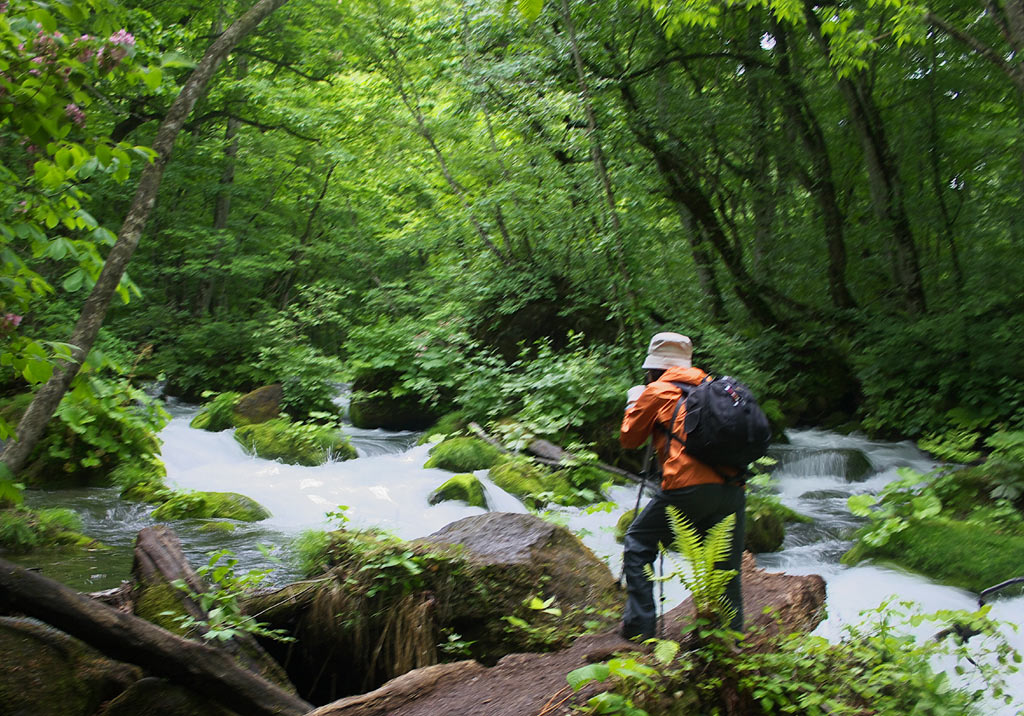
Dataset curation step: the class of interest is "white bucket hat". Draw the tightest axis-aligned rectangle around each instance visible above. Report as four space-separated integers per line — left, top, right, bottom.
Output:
641 331 692 369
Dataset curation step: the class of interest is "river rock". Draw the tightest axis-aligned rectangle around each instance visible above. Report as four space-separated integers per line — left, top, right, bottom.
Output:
0 616 141 716
419 512 620 638
234 417 357 466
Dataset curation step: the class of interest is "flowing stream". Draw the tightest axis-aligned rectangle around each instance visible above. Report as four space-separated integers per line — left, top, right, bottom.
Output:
15 405 1024 713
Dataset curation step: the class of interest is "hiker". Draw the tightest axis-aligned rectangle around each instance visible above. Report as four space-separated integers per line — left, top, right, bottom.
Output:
619 331 746 640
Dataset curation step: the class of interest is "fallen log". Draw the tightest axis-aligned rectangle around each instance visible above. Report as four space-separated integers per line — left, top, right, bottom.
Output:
467 422 641 484
0 556 312 716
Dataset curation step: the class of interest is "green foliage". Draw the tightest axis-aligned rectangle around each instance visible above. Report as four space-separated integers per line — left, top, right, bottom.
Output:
22 374 169 483
574 601 1020 715
651 508 737 625
165 549 294 643
109 454 169 503
253 310 343 415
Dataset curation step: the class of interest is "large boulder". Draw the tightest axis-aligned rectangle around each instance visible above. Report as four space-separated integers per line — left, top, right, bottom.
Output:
233 384 284 425
0 616 141 716
418 512 620 647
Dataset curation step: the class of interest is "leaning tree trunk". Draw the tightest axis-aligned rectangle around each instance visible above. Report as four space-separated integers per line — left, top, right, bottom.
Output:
0 556 312 716
0 0 290 477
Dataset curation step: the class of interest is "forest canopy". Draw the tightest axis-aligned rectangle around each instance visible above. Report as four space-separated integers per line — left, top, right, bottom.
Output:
2 0 1023 472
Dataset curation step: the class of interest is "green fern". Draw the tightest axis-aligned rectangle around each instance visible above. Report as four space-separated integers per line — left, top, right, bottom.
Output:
647 508 738 625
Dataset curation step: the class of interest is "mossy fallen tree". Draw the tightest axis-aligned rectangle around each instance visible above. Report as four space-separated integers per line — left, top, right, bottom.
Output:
0 556 311 716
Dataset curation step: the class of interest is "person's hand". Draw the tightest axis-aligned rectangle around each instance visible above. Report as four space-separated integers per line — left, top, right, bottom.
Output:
625 385 645 410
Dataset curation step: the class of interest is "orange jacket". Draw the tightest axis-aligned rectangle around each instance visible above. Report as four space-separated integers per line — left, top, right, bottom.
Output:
620 365 724 490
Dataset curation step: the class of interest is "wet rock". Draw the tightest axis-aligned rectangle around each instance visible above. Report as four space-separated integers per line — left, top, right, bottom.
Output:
0 616 141 716
799 489 851 500
429 473 487 509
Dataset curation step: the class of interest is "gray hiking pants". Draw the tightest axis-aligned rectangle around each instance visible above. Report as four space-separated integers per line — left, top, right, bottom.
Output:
621 483 746 639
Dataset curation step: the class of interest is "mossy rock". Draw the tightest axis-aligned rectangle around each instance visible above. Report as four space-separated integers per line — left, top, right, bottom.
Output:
133 581 191 636
424 437 504 472
841 517 1024 593
429 473 487 509
110 456 170 504
150 491 270 522
744 495 812 554
234 418 356 466
189 391 242 432
0 506 98 554
417 411 469 445
197 521 238 533
488 457 583 508
0 616 141 716
615 508 638 543
233 384 284 426
99 677 235 716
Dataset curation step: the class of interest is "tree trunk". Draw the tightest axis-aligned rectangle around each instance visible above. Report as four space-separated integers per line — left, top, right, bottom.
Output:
132 525 294 687
0 556 311 716
803 3 926 314
0 0 291 477
773 23 856 311
198 54 249 316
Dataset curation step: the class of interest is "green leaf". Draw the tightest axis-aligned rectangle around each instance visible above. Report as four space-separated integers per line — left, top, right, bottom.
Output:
566 663 610 691
847 494 877 517
518 0 543 21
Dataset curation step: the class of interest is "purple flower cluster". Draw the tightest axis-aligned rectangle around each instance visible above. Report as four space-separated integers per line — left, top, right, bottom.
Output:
64 103 85 128
1 313 23 334
109 29 135 47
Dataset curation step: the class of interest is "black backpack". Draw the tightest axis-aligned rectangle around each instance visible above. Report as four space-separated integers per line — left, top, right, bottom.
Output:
662 377 772 477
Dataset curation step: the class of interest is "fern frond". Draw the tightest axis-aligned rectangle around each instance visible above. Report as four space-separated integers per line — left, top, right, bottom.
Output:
665 505 702 561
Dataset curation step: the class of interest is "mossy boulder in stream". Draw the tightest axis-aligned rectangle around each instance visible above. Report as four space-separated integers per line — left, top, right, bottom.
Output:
190 385 283 432
0 506 97 553
429 473 487 509
842 518 1024 593
424 437 504 472
488 457 581 508
234 418 356 466
745 495 813 554
150 491 270 522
